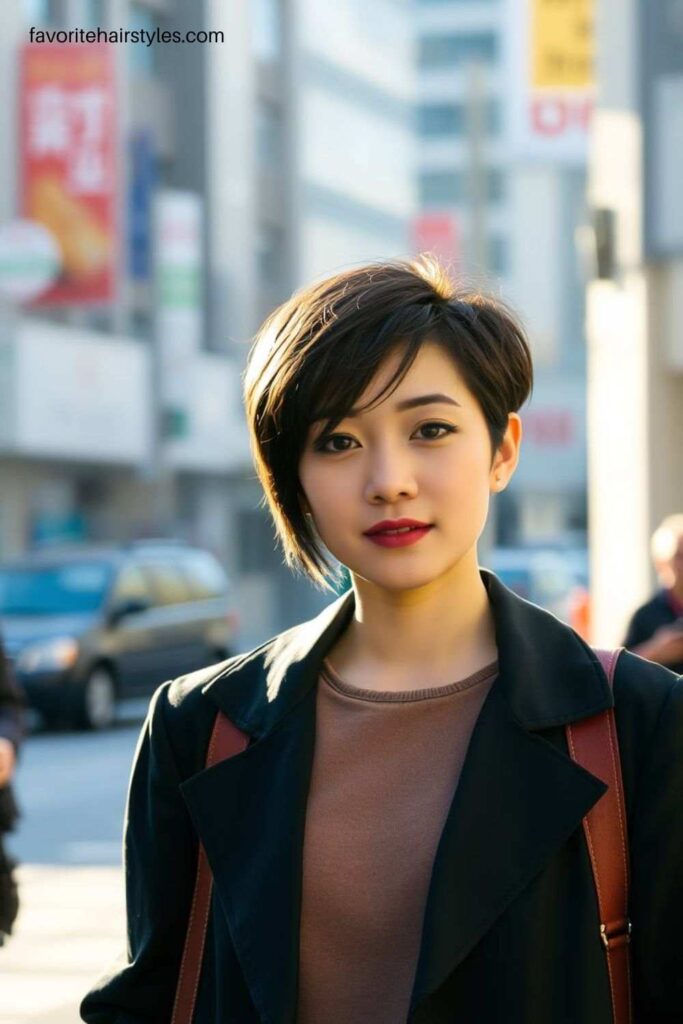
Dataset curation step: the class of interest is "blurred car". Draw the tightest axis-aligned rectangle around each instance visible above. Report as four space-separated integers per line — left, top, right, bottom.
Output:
486 546 590 631
0 540 240 731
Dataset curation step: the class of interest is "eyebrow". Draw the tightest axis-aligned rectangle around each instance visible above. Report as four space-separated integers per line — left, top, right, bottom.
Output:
313 393 461 423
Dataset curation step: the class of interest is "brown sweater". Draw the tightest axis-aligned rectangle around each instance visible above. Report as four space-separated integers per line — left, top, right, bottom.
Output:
296 657 499 1024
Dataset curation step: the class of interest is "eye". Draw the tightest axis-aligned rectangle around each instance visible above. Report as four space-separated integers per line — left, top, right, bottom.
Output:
314 434 358 454
412 421 457 441
314 422 456 453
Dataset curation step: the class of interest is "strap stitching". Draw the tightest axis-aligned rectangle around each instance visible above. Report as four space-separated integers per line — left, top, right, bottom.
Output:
567 721 618 1022
172 848 207 1023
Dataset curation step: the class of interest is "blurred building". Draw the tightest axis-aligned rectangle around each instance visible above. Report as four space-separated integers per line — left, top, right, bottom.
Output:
587 0 683 644
0 0 416 645
415 0 589 554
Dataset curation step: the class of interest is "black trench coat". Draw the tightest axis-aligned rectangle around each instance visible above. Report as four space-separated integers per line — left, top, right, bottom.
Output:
81 570 683 1024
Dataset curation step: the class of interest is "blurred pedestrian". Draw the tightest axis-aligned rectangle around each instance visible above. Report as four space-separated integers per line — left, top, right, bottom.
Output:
0 627 24 946
82 258 683 1023
623 514 683 675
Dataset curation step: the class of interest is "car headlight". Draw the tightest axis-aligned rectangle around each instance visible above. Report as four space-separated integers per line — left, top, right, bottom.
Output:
16 637 80 674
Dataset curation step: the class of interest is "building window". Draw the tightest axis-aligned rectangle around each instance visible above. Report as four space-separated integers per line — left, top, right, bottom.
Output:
489 235 508 275
418 100 501 137
418 32 498 69
418 103 465 137
419 170 464 206
252 0 283 61
256 100 284 168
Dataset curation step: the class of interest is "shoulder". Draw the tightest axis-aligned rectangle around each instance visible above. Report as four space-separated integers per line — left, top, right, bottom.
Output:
612 649 682 805
145 634 284 775
613 647 681 720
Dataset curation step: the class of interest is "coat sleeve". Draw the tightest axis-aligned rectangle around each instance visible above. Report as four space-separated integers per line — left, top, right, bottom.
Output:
80 682 199 1023
628 672 683 1022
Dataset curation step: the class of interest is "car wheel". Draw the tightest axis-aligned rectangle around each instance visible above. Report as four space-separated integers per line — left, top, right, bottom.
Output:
76 666 117 731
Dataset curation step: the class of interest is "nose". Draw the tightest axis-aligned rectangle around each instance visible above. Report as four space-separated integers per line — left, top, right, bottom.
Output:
363 444 418 505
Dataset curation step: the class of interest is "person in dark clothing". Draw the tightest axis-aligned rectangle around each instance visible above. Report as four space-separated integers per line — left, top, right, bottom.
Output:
0 627 24 945
623 514 683 676
81 258 683 1023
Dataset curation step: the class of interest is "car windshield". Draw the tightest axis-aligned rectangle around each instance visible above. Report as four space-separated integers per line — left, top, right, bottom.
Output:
0 562 113 615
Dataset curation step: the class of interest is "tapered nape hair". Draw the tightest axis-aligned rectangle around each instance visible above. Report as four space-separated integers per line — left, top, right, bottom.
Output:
243 256 534 591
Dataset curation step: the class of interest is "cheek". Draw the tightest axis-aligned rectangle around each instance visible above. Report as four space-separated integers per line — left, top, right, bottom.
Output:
300 463 350 516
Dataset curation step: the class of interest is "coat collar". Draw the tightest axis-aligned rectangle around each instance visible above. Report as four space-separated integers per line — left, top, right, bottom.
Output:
202 568 613 735
181 569 611 1024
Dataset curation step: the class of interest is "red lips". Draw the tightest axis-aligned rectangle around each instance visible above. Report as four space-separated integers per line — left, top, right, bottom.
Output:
364 518 431 535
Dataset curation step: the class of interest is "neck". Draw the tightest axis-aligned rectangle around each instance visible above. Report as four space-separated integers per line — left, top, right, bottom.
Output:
330 552 497 689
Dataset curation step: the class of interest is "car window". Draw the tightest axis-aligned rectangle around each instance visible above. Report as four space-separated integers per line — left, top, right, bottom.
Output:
180 552 228 600
0 562 112 615
110 564 152 606
140 561 193 606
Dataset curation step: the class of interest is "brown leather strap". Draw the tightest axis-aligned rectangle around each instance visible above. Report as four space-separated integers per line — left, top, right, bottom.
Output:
566 648 632 1024
171 713 249 1024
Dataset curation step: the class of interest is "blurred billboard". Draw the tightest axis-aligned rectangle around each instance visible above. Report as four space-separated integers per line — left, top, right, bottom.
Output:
20 42 118 304
505 0 594 163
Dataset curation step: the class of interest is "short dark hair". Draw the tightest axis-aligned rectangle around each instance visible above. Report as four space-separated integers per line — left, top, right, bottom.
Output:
243 256 533 591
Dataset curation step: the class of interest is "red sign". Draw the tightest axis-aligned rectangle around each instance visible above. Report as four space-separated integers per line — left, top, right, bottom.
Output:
412 213 460 273
530 96 593 136
20 43 117 304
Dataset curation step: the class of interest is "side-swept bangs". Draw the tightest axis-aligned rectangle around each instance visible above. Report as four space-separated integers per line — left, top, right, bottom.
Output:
243 256 533 591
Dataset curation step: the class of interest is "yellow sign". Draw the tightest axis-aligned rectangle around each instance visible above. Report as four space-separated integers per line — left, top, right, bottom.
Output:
532 0 594 90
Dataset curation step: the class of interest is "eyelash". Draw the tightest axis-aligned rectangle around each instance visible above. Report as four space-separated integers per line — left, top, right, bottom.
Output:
314 421 458 454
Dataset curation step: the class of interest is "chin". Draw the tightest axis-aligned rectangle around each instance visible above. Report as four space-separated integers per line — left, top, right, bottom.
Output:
357 565 443 593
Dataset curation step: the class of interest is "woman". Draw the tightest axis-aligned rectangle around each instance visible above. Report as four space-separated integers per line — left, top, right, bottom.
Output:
81 258 683 1023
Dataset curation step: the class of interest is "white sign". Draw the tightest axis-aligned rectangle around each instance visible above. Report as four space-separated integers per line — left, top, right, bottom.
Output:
154 190 203 440
13 321 152 463
0 219 61 301
165 354 250 472
505 0 595 164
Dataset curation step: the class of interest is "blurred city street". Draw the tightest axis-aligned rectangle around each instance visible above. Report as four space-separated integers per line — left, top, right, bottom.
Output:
0 711 142 1024
0 0 682 1018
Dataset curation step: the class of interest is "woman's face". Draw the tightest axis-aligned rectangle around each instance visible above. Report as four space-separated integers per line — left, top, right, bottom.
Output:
298 340 521 593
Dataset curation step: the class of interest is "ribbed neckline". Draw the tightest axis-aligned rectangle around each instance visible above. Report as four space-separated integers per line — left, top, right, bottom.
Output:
320 657 499 703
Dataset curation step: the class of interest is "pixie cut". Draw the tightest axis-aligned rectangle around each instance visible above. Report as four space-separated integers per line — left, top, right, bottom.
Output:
243 256 533 590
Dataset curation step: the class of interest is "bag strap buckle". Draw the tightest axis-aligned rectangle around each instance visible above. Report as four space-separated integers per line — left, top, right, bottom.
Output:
600 918 632 950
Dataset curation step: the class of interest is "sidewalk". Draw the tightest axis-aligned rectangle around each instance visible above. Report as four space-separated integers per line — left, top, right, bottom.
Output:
0 863 125 1024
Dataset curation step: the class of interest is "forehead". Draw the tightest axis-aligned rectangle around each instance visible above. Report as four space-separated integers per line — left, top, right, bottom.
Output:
352 340 467 412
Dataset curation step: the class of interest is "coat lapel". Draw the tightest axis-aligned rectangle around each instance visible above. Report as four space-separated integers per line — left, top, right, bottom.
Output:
408 682 606 1011
180 692 316 1024
179 571 614 1022
180 589 355 1024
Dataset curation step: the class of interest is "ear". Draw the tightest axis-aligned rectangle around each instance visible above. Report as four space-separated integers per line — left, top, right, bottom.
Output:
490 413 522 492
